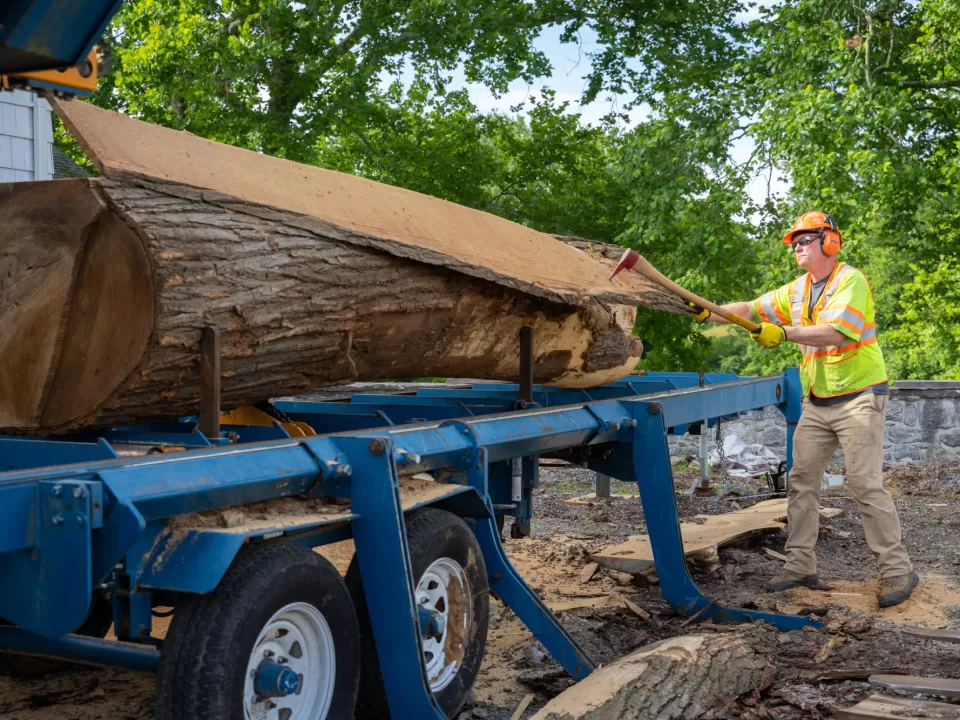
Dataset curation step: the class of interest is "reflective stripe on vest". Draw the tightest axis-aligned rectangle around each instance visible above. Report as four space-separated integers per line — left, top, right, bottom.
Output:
820 264 853 309
789 277 805 326
801 323 878 360
757 291 789 324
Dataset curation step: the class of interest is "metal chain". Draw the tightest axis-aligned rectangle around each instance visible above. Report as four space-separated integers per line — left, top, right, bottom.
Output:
255 400 294 424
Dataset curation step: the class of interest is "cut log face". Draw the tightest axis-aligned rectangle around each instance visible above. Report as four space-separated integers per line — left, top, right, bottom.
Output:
530 633 776 720
0 180 153 430
1 101 687 434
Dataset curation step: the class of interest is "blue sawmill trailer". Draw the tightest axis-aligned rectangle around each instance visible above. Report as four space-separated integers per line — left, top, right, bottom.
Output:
0 3 814 717
0 346 817 719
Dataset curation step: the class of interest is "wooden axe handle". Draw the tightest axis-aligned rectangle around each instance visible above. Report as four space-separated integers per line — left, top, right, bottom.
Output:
630 255 761 332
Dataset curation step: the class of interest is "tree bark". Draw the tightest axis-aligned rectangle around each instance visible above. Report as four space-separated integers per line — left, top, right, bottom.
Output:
1 177 655 435
531 634 776 720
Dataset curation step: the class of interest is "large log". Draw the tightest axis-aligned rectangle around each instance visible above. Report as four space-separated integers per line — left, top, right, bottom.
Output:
0 101 684 435
531 634 777 720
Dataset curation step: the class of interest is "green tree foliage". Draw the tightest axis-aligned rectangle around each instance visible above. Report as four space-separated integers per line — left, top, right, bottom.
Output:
90 0 741 160
617 0 960 378
883 258 960 379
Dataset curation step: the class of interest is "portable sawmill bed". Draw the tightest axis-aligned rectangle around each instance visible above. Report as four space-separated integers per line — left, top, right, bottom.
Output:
0 367 818 719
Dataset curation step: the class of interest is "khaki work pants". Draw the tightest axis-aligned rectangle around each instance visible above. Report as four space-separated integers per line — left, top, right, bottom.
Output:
786 393 912 578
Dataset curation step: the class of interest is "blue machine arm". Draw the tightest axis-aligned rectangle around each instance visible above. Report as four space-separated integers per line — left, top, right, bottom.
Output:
0 0 123 73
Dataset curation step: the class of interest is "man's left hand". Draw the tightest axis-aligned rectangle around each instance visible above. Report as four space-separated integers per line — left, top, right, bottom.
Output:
750 322 786 349
687 301 710 324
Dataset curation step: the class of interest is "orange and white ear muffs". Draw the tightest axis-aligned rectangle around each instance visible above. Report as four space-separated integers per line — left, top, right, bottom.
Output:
781 211 843 255
820 214 842 256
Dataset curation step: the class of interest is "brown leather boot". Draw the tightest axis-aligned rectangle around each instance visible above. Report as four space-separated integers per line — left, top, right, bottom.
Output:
878 571 919 608
764 569 827 592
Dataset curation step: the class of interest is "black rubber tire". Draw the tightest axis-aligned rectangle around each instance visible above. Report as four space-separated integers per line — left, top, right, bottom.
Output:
346 508 489 719
155 542 360 720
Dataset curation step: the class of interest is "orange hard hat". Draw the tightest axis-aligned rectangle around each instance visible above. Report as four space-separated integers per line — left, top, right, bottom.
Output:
782 211 843 255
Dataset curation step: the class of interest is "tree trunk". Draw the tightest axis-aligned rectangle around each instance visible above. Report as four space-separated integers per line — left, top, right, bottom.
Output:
0 177 648 435
0 99 687 435
531 634 776 720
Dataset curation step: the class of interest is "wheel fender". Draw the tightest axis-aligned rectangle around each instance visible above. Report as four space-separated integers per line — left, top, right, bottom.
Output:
135 484 488 594
402 485 490 519
134 526 248 594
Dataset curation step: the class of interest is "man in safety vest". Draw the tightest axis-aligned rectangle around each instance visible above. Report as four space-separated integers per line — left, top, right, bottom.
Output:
693 212 918 608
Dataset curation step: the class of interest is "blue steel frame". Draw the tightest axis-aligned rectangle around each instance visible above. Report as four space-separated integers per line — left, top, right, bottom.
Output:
0 370 809 718
0 0 123 71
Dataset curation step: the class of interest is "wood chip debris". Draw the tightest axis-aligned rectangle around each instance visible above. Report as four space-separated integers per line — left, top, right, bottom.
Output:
579 562 598 583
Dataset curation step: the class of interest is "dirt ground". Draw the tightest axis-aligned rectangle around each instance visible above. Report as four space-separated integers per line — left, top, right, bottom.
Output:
4 462 960 719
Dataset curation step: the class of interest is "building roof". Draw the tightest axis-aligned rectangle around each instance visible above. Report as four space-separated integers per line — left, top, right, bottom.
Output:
52 146 90 179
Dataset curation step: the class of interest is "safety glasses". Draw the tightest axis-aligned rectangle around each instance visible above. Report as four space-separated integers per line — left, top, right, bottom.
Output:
791 233 819 249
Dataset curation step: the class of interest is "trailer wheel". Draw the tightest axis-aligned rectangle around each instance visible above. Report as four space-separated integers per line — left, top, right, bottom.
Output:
155 543 360 720
346 508 489 718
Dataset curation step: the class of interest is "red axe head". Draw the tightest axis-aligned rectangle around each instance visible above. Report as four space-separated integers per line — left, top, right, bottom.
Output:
609 248 640 281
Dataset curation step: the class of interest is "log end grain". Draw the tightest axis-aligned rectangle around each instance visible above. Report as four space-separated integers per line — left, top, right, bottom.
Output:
0 180 153 430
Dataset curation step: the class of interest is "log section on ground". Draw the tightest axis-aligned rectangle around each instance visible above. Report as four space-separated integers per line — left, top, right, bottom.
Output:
530 633 776 720
0 102 683 434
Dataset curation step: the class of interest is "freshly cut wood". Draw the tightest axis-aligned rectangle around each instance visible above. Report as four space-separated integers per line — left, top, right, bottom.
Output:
0 101 685 435
904 626 960 644
869 675 960 699
579 562 599 583
530 633 776 720
546 596 614 612
590 500 850 574
836 693 960 719
591 499 789 574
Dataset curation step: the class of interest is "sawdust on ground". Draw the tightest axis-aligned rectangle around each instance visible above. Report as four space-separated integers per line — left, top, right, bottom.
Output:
782 575 960 628
474 533 627 708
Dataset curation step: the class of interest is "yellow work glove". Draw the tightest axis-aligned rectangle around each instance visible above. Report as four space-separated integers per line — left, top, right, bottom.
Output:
750 322 786 349
687 301 710 324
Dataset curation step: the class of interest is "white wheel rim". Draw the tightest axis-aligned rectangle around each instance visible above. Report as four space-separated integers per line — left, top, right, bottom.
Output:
243 602 336 720
416 557 472 693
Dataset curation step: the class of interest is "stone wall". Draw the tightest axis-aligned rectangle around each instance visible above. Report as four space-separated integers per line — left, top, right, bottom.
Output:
668 381 960 468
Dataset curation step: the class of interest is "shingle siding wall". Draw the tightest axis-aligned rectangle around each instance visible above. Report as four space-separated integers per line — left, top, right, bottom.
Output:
0 89 54 182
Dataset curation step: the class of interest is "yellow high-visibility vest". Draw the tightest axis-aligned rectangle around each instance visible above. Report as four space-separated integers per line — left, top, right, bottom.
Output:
749 262 888 399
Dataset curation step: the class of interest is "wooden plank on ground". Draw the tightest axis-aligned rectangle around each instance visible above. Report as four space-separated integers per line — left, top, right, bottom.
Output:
835 693 960 719
869 675 960 699
565 491 638 505
510 694 536 720
904 626 960 644
591 499 788 574
546 596 614 612
590 500 851 574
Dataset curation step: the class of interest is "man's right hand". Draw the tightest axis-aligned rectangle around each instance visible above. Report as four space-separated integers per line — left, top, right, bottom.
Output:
687 301 710 324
